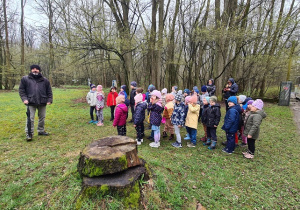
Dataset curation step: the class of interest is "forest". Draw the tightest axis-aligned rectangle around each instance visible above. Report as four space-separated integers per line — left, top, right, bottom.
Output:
0 0 299 97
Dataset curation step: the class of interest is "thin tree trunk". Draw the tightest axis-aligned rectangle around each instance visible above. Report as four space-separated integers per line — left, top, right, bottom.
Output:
21 0 26 77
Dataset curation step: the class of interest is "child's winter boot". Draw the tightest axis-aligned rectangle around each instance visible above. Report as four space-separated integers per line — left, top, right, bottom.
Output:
208 140 217 150
162 131 168 138
203 138 211 146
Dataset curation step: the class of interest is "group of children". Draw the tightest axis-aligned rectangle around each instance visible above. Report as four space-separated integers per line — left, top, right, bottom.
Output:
86 80 266 159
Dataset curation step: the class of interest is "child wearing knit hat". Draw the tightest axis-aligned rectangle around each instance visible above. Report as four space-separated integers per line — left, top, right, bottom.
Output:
171 93 186 148
162 94 175 140
205 96 221 150
221 96 240 154
199 86 209 122
133 93 147 145
148 90 164 148
243 99 267 159
129 81 137 123
185 94 200 147
107 86 118 121
183 96 192 140
96 85 105 126
161 88 168 107
86 84 98 124
200 96 210 143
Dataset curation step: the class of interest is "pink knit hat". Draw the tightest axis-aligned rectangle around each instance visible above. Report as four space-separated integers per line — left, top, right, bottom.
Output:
185 96 191 103
134 94 143 104
151 90 161 99
189 95 197 104
165 94 174 102
252 99 264 110
97 85 103 92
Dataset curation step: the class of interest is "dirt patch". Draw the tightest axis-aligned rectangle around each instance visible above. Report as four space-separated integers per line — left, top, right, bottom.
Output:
290 100 300 135
73 97 86 104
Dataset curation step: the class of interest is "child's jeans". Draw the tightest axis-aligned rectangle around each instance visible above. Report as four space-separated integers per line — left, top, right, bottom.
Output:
225 132 235 153
117 125 126 136
90 106 98 121
151 125 160 143
207 127 217 141
173 125 182 143
186 126 197 145
135 123 144 140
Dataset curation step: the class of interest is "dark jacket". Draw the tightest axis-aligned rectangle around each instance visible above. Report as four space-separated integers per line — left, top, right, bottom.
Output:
201 104 210 125
130 88 137 105
19 73 53 106
244 110 267 139
147 103 164 126
222 106 239 133
232 104 243 128
223 78 238 99
206 103 221 127
134 102 147 125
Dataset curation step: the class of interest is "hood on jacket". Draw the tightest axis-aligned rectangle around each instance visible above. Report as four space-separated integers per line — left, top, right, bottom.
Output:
207 79 214 86
211 103 220 108
228 78 235 84
118 103 128 111
253 109 267 119
232 104 242 113
136 101 147 109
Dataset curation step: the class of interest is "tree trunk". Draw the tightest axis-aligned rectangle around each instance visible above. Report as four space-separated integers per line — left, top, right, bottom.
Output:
21 0 26 77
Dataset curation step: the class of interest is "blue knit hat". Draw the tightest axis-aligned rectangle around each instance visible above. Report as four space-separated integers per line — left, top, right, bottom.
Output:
228 96 237 105
184 89 190 94
201 85 207 92
130 81 137 87
205 96 210 104
121 85 127 92
90 84 96 89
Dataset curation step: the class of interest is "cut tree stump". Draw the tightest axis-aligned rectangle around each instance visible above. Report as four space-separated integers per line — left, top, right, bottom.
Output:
78 136 141 177
76 165 149 209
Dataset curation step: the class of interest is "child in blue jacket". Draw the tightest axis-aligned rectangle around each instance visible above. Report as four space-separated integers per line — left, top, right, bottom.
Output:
221 96 240 154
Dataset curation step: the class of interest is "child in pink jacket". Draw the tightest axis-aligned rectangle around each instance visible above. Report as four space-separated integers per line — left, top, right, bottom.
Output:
113 95 128 136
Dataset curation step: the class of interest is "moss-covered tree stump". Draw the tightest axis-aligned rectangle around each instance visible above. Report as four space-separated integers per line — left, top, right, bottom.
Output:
78 136 141 177
76 165 149 209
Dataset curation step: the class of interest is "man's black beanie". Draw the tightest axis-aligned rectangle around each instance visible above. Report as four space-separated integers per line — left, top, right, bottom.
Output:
30 65 41 71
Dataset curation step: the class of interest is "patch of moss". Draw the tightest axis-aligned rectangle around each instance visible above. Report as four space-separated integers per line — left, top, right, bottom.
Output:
144 163 152 178
76 185 110 209
118 154 128 170
122 182 141 209
82 158 103 177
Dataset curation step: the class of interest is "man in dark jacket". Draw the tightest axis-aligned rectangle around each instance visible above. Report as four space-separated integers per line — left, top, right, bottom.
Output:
19 65 53 141
223 78 238 111
129 81 137 123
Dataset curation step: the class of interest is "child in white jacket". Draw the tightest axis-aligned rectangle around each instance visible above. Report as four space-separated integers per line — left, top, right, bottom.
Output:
86 84 98 124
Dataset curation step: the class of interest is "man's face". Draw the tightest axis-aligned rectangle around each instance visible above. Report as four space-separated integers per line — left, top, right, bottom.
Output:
31 68 40 75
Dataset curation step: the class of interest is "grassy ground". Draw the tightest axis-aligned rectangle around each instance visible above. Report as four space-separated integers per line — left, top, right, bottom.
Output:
0 87 299 209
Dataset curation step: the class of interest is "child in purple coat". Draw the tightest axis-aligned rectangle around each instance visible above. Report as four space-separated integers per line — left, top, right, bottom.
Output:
113 95 128 136
148 90 164 148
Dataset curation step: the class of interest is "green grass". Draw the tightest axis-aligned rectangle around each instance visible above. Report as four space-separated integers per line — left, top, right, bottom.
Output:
0 87 299 209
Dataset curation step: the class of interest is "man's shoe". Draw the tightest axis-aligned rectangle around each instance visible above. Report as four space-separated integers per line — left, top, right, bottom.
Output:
38 131 49 136
26 133 33 141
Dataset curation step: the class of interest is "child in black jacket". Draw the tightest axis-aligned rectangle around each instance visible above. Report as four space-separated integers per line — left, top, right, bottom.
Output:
205 96 221 149
133 94 147 145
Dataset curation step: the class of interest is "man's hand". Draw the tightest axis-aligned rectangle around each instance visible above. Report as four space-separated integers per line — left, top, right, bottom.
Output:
247 135 252 138
47 102 51 105
214 125 218 127
23 100 29 104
